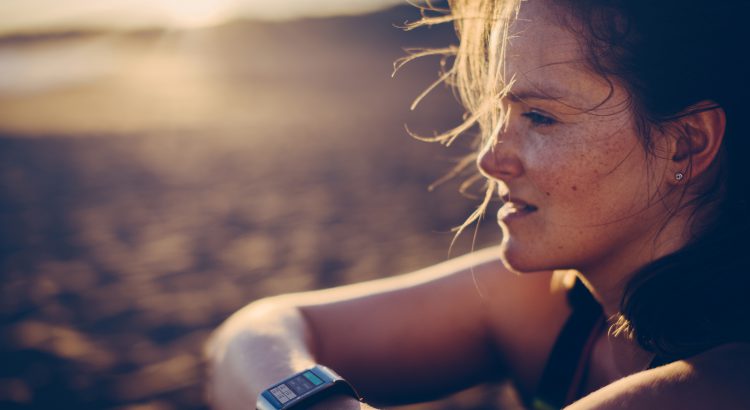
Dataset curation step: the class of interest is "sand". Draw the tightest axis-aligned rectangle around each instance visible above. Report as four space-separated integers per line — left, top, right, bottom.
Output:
0 7 516 409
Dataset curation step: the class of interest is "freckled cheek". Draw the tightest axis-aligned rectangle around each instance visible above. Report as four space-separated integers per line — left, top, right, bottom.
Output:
526 149 595 199
526 151 617 224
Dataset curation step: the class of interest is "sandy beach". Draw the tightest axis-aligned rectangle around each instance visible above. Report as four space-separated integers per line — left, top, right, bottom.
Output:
0 6 517 409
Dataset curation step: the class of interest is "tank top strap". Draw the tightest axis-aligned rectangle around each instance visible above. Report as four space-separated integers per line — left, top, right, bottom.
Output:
647 353 673 369
530 277 604 410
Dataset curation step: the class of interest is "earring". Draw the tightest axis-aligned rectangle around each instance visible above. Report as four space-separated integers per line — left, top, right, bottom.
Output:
675 171 684 181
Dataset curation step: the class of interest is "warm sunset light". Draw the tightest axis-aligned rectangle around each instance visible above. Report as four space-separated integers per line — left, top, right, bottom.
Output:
0 2 479 409
0 0 409 35
159 0 236 27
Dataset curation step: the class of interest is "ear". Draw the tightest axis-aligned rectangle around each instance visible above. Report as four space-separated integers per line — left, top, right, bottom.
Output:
668 102 726 185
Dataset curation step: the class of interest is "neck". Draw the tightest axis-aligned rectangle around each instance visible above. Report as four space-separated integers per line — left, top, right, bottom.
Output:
576 213 691 319
573 213 692 379
586 322 657 388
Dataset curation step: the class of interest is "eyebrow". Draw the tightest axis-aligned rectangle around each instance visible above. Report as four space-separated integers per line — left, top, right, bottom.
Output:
510 88 568 102
508 84 585 106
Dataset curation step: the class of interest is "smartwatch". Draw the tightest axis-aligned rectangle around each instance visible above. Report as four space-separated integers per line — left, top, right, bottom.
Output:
256 365 362 410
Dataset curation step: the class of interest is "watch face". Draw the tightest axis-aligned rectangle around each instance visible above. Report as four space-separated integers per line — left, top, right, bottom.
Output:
268 371 325 404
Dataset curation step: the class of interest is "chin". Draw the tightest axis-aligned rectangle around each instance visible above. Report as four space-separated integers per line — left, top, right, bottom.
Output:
500 238 554 274
499 240 534 273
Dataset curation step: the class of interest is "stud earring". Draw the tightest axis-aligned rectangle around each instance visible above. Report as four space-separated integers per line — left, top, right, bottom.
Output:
675 172 684 181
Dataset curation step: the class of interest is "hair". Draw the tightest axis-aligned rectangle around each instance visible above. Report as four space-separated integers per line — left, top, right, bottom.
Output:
401 0 750 360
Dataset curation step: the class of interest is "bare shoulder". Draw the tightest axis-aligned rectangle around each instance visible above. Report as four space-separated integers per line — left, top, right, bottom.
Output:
566 343 750 410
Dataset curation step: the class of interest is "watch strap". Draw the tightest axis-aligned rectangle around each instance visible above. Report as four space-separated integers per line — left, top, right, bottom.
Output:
256 365 361 410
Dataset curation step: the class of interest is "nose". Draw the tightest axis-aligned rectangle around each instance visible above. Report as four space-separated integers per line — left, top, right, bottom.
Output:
477 136 524 182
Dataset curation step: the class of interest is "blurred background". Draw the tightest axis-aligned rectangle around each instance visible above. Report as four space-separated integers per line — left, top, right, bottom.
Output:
0 1 516 409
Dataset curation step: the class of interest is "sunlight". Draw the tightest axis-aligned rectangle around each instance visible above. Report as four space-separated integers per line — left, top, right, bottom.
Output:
159 0 234 28
0 0 409 35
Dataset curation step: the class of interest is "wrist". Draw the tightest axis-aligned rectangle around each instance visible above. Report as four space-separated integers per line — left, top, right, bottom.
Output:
305 394 369 410
256 364 363 410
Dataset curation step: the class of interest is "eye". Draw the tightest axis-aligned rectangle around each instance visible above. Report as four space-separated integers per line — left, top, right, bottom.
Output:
521 111 558 127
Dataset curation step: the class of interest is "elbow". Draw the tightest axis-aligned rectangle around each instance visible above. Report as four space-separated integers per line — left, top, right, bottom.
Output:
205 295 302 361
203 296 315 409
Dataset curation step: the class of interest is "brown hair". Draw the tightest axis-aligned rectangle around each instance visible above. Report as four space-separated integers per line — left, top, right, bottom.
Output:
559 0 750 359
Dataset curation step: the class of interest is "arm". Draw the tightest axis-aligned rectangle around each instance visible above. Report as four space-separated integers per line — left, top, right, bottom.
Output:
206 247 570 409
564 343 750 410
205 298 333 409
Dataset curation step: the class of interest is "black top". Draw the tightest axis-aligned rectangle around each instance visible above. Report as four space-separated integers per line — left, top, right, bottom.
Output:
529 278 669 410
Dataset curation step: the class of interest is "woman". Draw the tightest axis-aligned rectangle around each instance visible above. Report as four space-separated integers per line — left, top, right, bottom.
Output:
206 0 750 408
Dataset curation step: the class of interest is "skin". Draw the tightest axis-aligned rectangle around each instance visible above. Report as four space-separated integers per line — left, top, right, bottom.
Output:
477 0 690 319
207 250 571 408
206 1 745 409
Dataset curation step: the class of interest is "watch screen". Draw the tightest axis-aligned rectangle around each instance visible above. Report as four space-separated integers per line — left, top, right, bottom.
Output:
270 371 324 404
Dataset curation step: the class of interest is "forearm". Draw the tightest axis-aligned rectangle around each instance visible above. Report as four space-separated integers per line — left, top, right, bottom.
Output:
206 298 319 409
204 251 514 409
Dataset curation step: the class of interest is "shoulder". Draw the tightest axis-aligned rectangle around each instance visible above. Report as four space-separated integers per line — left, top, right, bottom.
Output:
565 343 750 410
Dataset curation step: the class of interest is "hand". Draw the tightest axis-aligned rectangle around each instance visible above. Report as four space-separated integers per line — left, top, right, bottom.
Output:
305 394 380 410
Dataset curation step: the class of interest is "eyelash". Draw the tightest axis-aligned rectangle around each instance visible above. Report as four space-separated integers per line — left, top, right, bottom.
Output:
521 111 558 127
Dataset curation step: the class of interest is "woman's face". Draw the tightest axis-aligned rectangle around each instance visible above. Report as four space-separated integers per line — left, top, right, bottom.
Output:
478 1 676 276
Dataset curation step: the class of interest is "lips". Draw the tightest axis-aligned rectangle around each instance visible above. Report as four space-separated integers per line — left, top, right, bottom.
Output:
513 201 538 212
498 198 538 220
504 198 538 212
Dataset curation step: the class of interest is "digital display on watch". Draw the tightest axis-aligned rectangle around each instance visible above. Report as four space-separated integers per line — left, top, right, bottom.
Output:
268 371 324 404
257 365 360 410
